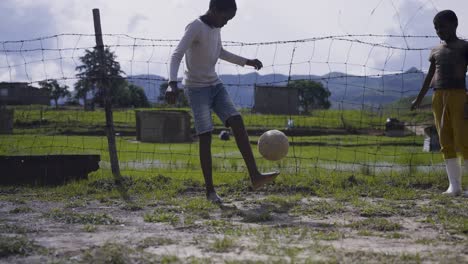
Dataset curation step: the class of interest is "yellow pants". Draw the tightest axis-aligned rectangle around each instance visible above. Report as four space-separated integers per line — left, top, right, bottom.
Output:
432 89 468 160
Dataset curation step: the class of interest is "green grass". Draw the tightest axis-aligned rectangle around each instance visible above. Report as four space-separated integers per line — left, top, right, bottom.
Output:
44 208 120 225
347 218 402 232
2 106 442 183
9 206 33 214
144 209 179 225
0 236 43 258
0 224 30 234
137 237 175 249
0 133 443 175
9 106 433 135
80 242 136 264
210 236 236 253
1 106 466 264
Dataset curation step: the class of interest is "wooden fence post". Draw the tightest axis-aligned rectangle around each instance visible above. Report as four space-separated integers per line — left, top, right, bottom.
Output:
92 9 123 182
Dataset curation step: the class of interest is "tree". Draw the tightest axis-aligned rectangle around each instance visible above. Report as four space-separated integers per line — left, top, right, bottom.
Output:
159 82 188 107
289 80 331 113
112 81 150 108
75 48 149 108
74 78 94 110
39 79 71 109
128 83 150 108
75 47 125 109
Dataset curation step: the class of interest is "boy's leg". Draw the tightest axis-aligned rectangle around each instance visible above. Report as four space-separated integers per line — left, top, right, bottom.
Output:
227 115 279 190
184 86 222 203
433 91 457 160
441 90 467 196
464 159 468 197
444 158 462 196
452 91 468 196
199 132 214 193
212 84 279 190
199 132 222 203
433 90 461 195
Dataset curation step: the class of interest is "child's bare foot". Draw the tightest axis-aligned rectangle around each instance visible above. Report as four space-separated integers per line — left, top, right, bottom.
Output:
442 189 462 196
251 171 280 191
206 191 223 204
442 185 462 196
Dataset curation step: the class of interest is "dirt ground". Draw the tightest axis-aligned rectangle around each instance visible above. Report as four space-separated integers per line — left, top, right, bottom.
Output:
0 192 467 263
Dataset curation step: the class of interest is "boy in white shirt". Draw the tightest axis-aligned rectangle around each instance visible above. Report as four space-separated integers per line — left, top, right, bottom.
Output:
166 0 279 203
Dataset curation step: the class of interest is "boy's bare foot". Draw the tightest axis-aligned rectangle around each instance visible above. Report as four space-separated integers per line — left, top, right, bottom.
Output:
251 171 280 191
442 190 462 196
206 191 223 204
442 185 462 196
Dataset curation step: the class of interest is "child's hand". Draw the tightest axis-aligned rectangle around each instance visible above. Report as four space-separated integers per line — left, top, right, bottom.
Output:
246 59 263 70
165 82 179 105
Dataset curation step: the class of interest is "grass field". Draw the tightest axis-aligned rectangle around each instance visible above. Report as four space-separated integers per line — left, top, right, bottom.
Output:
9 105 434 134
1 106 467 263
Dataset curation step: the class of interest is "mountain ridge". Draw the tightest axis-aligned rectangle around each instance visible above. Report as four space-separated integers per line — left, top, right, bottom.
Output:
127 72 468 109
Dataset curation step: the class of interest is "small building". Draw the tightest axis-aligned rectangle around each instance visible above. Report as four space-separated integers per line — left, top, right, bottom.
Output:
0 82 50 105
254 85 300 115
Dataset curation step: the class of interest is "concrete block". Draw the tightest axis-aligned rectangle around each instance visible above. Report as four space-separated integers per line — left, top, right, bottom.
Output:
0 109 13 134
136 110 192 143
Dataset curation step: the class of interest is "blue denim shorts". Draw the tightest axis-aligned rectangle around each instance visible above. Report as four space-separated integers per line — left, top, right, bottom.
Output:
184 83 240 135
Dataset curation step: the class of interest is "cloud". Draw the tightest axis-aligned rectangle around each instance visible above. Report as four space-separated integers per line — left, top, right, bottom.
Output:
2 0 467 84
0 1 57 83
127 14 149 33
370 0 468 73
366 0 439 73
0 1 104 85
0 0 57 41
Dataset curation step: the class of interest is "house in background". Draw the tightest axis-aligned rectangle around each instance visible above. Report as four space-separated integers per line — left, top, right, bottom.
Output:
0 82 50 105
254 85 300 115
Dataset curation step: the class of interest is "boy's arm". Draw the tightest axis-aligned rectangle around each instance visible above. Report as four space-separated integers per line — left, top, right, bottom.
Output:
219 39 263 70
166 22 200 104
220 47 263 70
411 62 435 111
219 47 247 66
169 22 200 84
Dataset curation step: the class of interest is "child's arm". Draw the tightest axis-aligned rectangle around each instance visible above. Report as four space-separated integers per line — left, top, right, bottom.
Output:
166 23 200 104
219 43 263 70
411 62 435 111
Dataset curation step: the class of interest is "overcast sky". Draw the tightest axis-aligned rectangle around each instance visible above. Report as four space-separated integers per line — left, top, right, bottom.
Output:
1 0 467 84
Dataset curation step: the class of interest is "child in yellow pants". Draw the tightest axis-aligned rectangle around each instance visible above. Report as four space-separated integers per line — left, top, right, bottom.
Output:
412 10 468 196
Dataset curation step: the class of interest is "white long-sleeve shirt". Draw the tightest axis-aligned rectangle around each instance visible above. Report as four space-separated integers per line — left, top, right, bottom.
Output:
169 18 247 87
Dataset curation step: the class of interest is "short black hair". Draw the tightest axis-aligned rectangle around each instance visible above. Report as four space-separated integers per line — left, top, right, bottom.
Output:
209 0 237 12
434 10 458 26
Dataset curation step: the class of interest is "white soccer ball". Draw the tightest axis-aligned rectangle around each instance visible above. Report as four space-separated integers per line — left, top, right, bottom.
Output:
258 130 289 161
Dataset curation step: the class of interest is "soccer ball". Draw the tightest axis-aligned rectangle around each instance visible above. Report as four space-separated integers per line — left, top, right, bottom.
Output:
258 130 289 161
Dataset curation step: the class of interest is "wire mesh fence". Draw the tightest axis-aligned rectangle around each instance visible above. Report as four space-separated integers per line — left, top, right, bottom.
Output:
0 29 456 183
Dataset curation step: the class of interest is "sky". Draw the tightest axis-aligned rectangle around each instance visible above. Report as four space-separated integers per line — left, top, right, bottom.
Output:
1 0 468 85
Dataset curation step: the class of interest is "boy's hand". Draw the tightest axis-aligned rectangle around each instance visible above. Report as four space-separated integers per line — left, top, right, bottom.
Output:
410 98 421 111
165 82 179 105
246 59 263 70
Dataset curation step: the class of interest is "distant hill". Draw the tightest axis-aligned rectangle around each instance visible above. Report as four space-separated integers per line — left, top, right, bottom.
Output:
127 69 468 109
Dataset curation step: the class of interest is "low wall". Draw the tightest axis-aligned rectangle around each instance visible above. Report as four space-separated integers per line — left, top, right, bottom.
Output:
0 155 100 186
0 109 14 134
136 110 192 143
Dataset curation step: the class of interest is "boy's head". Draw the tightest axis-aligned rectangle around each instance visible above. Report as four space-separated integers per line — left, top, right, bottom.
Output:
433 10 458 41
208 0 237 28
